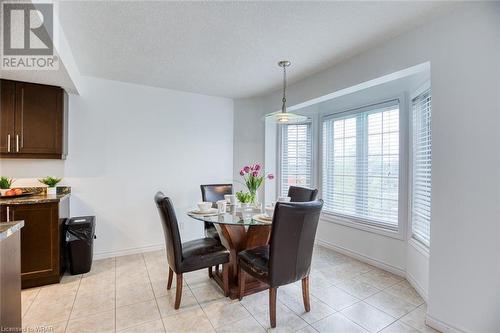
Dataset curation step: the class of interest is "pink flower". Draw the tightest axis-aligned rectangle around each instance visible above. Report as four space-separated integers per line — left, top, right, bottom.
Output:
254 164 261 171
240 169 245 176
243 166 250 173
267 174 274 180
252 171 259 177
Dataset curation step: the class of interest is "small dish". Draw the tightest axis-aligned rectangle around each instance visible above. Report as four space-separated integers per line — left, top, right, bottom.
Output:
188 208 219 216
252 214 273 224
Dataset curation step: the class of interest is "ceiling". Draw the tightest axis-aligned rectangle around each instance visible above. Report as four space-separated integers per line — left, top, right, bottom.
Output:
57 1 453 98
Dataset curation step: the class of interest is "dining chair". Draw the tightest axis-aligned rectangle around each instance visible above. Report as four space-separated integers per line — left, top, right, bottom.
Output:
154 191 230 309
200 184 233 239
237 200 323 328
287 186 318 202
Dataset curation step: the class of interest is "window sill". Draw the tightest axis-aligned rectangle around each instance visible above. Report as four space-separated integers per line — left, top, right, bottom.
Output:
320 212 404 240
408 237 430 258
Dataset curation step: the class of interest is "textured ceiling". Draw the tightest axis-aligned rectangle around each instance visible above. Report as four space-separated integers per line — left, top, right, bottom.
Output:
59 1 454 98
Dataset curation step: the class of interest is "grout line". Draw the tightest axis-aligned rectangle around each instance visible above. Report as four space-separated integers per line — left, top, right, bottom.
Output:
142 252 167 332
239 299 268 331
64 273 83 333
21 287 41 320
186 271 219 332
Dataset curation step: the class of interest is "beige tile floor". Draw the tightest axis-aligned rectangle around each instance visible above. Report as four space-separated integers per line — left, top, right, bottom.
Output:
21 245 439 333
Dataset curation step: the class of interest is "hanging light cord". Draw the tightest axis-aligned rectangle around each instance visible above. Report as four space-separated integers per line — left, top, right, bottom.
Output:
282 65 287 113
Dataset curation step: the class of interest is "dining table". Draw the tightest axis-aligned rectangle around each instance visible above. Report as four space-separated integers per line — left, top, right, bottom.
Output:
187 205 272 300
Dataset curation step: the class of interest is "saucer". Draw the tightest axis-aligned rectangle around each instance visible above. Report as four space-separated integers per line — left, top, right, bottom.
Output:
189 208 218 215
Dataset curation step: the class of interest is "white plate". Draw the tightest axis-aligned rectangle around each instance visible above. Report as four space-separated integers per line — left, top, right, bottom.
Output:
189 208 219 215
253 214 272 224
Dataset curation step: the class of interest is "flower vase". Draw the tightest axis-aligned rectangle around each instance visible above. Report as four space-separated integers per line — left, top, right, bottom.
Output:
251 191 260 208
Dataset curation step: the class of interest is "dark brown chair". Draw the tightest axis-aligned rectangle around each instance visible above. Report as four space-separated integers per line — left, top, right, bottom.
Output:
154 191 230 309
287 186 318 202
238 200 323 328
200 184 233 239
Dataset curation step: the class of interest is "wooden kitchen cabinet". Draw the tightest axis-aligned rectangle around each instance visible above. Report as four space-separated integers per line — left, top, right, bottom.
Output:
1 199 69 288
0 79 68 159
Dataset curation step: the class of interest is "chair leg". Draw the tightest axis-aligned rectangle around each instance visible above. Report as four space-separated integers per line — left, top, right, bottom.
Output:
223 263 229 297
302 276 311 312
269 287 277 328
238 267 246 301
208 266 213 278
167 267 173 290
174 273 183 309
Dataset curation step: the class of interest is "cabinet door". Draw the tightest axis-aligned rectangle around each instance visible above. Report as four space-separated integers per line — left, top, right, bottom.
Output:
0 80 16 153
14 82 63 156
9 203 60 285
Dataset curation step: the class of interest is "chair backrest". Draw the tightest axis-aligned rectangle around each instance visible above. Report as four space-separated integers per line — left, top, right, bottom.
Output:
269 200 323 287
287 186 318 202
200 184 233 203
154 192 183 272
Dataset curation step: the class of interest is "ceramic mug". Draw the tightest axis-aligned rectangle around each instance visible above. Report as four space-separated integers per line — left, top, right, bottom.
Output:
197 202 212 212
225 194 237 205
217 200 227 214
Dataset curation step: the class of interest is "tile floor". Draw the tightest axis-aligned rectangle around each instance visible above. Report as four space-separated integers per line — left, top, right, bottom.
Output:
21 245 439 332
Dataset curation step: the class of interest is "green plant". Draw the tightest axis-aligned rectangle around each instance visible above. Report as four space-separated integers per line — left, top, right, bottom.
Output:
0 177 14 189
38 176 62 188
236 191 253 204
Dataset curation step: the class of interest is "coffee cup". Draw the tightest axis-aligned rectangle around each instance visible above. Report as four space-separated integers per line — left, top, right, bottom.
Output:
225 194 237 205
197 202 212 212
217 200 227 214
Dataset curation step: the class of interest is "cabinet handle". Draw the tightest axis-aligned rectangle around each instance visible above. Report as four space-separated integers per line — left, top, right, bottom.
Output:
16 134 19 152
6 206 9 222
7 134 10 152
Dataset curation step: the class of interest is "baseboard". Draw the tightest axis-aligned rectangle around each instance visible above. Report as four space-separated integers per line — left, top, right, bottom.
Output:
406 271 428 302
426 313 467 333
93 243 164 260
315 238 406 277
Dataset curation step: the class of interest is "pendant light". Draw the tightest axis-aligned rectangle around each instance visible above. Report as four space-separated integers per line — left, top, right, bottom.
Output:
265 60 308 124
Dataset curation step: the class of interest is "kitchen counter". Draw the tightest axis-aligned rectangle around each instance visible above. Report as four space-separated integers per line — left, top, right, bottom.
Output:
0 192 70 206
0 221 24 240
0 220 23 329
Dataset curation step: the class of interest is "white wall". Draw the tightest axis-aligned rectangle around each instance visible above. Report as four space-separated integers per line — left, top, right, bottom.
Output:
1 76 234 257
233 3 500 332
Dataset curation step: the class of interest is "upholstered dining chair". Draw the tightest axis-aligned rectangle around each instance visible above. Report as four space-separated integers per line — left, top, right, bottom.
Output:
154 191 230 309
238 200 323 328
287 186 318 202
200 184 233 239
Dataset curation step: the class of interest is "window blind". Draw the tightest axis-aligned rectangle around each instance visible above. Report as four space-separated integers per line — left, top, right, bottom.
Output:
280 123 313 197
322 100 400 227
411 90 432 246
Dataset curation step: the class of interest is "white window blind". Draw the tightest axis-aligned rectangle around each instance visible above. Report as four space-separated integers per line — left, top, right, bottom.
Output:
280 123 313 196
322 100 400 227
411 90 432 247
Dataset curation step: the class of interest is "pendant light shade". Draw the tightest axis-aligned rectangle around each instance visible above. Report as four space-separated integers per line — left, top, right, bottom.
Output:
265 61 308 124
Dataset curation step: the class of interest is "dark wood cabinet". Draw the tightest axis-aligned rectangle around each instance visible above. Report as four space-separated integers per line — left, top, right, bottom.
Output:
0 79 68 159
1 199 69 288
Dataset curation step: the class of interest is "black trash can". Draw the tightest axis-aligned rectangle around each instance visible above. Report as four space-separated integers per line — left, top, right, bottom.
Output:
65 216 96 275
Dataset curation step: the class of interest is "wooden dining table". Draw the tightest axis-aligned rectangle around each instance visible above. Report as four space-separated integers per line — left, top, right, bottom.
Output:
187 206 271 299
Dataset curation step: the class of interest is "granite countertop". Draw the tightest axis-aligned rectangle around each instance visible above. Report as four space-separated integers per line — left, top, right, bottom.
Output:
0 221 24 240
0 193 70 206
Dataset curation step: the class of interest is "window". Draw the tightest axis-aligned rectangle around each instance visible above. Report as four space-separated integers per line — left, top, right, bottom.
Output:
322 100 400 228
280 123 313 196
411 90 432 246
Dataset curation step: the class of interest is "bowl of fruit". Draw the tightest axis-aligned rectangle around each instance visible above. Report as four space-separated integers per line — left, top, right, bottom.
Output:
0 188 25 198
0 177 32 198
